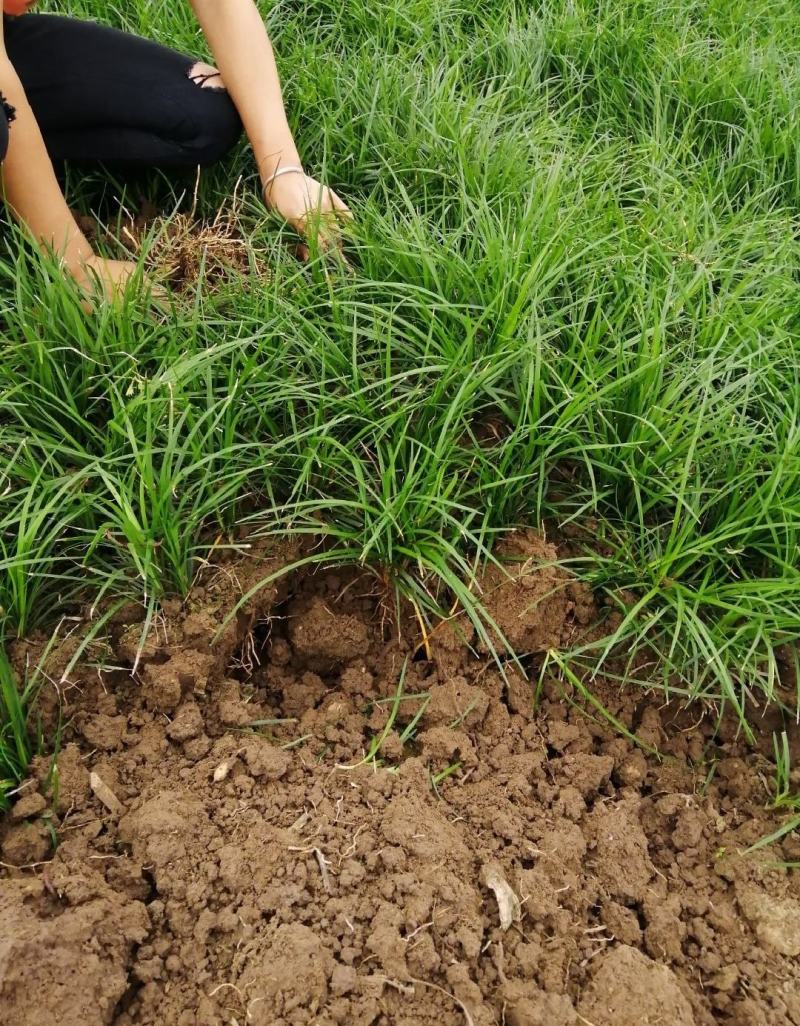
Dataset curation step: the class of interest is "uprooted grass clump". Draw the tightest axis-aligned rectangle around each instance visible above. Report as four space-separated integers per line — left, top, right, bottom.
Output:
76 198 274 292
135 207 273 292
1 0 800 792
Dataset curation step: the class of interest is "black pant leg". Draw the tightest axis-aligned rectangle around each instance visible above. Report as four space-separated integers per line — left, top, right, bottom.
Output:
3 13 242 168
0 92 14 162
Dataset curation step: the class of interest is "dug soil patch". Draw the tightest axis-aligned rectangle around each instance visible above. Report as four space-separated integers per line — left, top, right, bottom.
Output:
1 533 799 1026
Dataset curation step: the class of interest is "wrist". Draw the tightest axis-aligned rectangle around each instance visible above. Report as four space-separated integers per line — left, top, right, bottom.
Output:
262 164 306 209
67 251 106 295
257 144 303 186
61 231 96 276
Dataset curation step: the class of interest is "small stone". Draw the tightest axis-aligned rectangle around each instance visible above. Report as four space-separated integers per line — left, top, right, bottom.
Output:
90 772 125 816
481 861 521 930
616 751 647 786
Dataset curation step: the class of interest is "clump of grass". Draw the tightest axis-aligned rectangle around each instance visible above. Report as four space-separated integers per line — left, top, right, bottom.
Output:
2 0 800 777
743 732 800 858
771 731 800 813
129 202 274 293
0 642 34 811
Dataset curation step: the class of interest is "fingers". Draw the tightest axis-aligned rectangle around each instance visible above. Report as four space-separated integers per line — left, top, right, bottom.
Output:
266 173 353 264
299 179 352 223
329 189 353 222
316 187 352 225
297 189 353 256
293 209 342 250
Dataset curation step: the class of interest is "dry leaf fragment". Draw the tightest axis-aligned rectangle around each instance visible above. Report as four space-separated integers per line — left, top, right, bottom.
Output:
89 772 124 816
481 862 521 931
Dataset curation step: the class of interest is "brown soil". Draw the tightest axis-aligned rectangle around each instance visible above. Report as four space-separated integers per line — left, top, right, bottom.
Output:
2 532 799 1026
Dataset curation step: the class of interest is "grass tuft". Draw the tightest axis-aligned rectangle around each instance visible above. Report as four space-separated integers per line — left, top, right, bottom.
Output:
2 0 800 782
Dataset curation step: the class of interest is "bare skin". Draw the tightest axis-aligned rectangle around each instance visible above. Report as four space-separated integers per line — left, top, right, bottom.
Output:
0 0 350 302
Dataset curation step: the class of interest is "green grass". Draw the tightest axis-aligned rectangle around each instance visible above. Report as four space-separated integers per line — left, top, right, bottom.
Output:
2 0 800 791
742 731 800 857
0 638 50 811
0 642 30 810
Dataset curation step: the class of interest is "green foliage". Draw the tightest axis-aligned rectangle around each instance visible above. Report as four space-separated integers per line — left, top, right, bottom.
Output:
0 642 32 811
742 732 800 857
2 0 800 767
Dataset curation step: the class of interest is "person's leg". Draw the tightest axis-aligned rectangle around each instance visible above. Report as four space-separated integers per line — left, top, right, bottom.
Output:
3 13 242 168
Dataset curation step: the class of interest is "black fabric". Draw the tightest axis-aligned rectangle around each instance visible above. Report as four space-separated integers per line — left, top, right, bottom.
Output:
0 13 242 166
0 91 14 161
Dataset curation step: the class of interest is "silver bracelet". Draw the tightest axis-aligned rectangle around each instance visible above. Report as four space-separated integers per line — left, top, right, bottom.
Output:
263 164 305 193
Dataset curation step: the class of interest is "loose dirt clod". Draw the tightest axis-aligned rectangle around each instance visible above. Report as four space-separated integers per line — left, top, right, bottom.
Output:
737 886 800 956
1 533 798 1026
577 945 695 1026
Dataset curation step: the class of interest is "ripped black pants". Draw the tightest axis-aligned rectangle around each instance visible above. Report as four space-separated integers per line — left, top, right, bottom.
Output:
0 14 242 167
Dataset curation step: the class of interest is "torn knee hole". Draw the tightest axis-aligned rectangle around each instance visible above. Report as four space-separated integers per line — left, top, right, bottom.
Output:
0 93 16 125
188 61 226 91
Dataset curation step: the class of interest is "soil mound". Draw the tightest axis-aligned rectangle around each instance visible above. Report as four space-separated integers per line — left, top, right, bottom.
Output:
1 533 798 1026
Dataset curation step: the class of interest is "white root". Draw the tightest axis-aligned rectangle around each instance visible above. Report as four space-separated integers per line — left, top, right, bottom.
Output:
374 975 475 1026
313 847 333 894
408 976 476 1026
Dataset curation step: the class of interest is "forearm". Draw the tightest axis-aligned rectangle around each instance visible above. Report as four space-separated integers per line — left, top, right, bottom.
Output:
190 0 302 185
0 59 93 273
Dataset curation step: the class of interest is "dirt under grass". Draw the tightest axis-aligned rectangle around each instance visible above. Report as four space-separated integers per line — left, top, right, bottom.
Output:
1 533 799 1026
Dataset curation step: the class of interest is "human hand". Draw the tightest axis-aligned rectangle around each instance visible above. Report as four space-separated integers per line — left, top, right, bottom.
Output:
264 170 351 255
73 256 164 308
